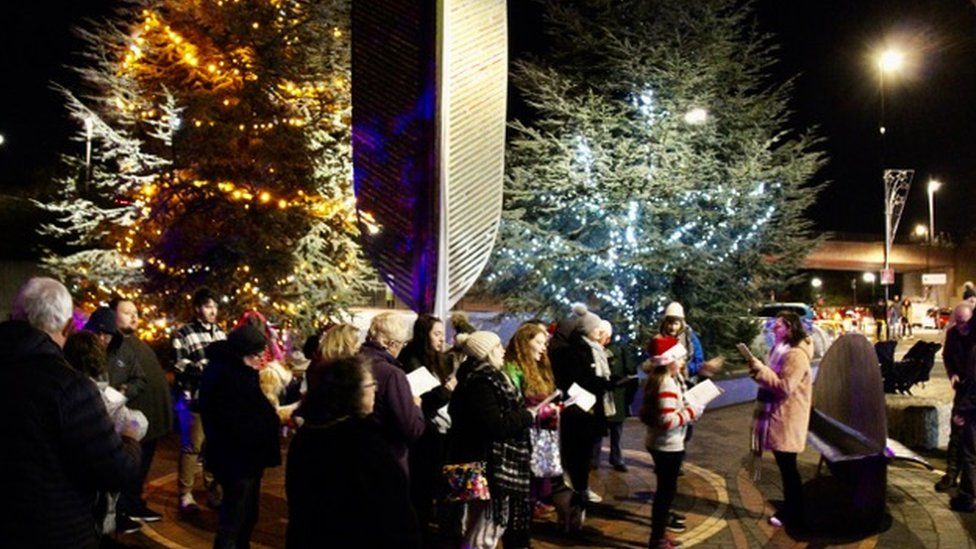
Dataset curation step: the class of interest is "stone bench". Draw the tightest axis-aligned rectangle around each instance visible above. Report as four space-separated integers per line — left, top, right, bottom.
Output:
885 395 950 450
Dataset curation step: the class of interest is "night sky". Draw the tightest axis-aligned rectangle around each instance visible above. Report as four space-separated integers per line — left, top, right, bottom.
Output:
1 0 974 241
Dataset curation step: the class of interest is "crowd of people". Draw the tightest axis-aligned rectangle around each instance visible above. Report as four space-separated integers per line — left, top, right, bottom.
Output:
4 276 825 549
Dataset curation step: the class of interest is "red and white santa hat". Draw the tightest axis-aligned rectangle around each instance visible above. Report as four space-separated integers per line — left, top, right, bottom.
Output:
648 336 688 366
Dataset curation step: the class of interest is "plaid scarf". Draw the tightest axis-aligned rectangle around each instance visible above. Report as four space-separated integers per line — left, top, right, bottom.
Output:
469 362 532 530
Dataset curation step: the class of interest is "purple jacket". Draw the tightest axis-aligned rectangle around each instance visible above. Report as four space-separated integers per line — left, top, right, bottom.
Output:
359 341 425 474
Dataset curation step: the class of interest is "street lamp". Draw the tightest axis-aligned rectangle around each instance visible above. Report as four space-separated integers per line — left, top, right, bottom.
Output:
863 271 877 300
0 133 5 146
914 223 928 239
927 179 942 244
811 277 823 305
875 45 911 306
683 107 708 125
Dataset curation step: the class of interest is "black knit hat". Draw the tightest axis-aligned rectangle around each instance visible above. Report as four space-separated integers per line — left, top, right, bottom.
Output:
228 324 267 357
83 307 119 336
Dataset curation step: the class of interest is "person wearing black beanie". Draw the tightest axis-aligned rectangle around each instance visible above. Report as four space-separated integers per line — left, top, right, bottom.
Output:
199 324 281 548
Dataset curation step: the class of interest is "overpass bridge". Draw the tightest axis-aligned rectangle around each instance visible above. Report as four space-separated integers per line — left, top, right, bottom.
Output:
803 238 972 306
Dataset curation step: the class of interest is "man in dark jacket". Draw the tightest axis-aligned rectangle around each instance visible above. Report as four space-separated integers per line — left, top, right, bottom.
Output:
84 307 147 399
111 298 173 523
0 277 142 547
950 312 976 512
199 324 281 548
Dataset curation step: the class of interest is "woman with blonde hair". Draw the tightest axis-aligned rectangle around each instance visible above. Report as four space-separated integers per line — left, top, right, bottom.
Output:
318 323 362 363
358 312 425 474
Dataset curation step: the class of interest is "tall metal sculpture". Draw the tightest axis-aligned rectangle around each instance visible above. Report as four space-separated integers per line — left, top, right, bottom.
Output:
351 0 508 319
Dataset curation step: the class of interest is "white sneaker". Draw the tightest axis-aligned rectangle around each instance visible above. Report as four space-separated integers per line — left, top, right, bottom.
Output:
586 489 603 503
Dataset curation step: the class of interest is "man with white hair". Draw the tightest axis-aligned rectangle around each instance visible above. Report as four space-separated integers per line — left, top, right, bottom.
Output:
0 277 141 546
357 311 425 475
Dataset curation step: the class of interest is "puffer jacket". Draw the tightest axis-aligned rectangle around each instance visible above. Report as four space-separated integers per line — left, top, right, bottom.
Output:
0 320 141 548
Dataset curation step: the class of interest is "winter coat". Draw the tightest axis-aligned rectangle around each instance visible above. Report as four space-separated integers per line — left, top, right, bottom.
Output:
198 341 281 483
953 324 976 417
751 338 814 453
944 324 971 381
447 358 533 465
358 341 425 474
106 336 147 401
0 320 141 548
397 347 452 419
606 343 639 422
286 416 420 548
550 331 615 437
120 336 173 441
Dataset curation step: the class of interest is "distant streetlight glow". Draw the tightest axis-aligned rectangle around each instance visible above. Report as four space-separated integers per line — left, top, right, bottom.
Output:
878 49 905 73
927 179 942 194
683 107 708 125
914 224 928 238
811 277 823 289
863 272 876 284
0 133 5 146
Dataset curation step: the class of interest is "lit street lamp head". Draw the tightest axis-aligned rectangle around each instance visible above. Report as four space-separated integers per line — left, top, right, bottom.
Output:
683 107 708 125
914 224 928 238
927 179 942 194
878 49 905 73
811 277 823 289
863 272 876 284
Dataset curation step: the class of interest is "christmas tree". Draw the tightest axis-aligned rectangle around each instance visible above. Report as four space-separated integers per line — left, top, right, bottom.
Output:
485 0 824 351
41 0 371 335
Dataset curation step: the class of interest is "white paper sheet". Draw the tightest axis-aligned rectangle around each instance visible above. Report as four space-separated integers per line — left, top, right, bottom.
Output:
566 383 597 412
406 367 441 397
683 379 723 410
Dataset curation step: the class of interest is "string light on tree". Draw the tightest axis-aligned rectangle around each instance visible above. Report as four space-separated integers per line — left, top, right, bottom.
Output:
39 0 372 335
485 0 823 350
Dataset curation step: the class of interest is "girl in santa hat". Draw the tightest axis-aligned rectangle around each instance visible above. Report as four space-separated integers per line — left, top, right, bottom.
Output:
640 336 704 549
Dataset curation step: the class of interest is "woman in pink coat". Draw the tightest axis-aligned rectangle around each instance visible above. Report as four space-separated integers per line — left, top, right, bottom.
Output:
748 311 813 530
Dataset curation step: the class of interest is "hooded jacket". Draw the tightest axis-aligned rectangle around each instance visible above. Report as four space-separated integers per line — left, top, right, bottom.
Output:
0 320 141 548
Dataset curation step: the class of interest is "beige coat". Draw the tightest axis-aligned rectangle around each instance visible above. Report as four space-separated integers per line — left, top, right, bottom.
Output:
752 338 813 453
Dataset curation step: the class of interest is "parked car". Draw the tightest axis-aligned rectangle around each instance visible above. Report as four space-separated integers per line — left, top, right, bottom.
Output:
750 302 833 360
924 307 951 330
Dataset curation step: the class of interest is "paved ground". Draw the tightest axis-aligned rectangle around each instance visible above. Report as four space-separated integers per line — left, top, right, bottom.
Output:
113 333 976 548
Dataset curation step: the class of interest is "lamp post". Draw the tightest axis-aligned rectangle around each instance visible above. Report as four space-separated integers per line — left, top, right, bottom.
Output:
927 179 942 245
877 47 908 305
84 117 94 191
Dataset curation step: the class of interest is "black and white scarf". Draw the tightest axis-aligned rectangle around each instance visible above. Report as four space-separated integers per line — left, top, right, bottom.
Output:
469 361 532 530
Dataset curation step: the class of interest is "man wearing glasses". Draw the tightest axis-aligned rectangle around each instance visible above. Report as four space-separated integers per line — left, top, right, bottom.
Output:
358 312 425 475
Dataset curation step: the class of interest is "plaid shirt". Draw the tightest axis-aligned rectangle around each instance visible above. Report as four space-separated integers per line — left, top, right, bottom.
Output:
172 319 226 401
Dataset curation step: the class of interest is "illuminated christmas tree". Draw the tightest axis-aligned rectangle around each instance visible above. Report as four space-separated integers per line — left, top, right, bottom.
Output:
41 0 371 334
486 0 824 350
